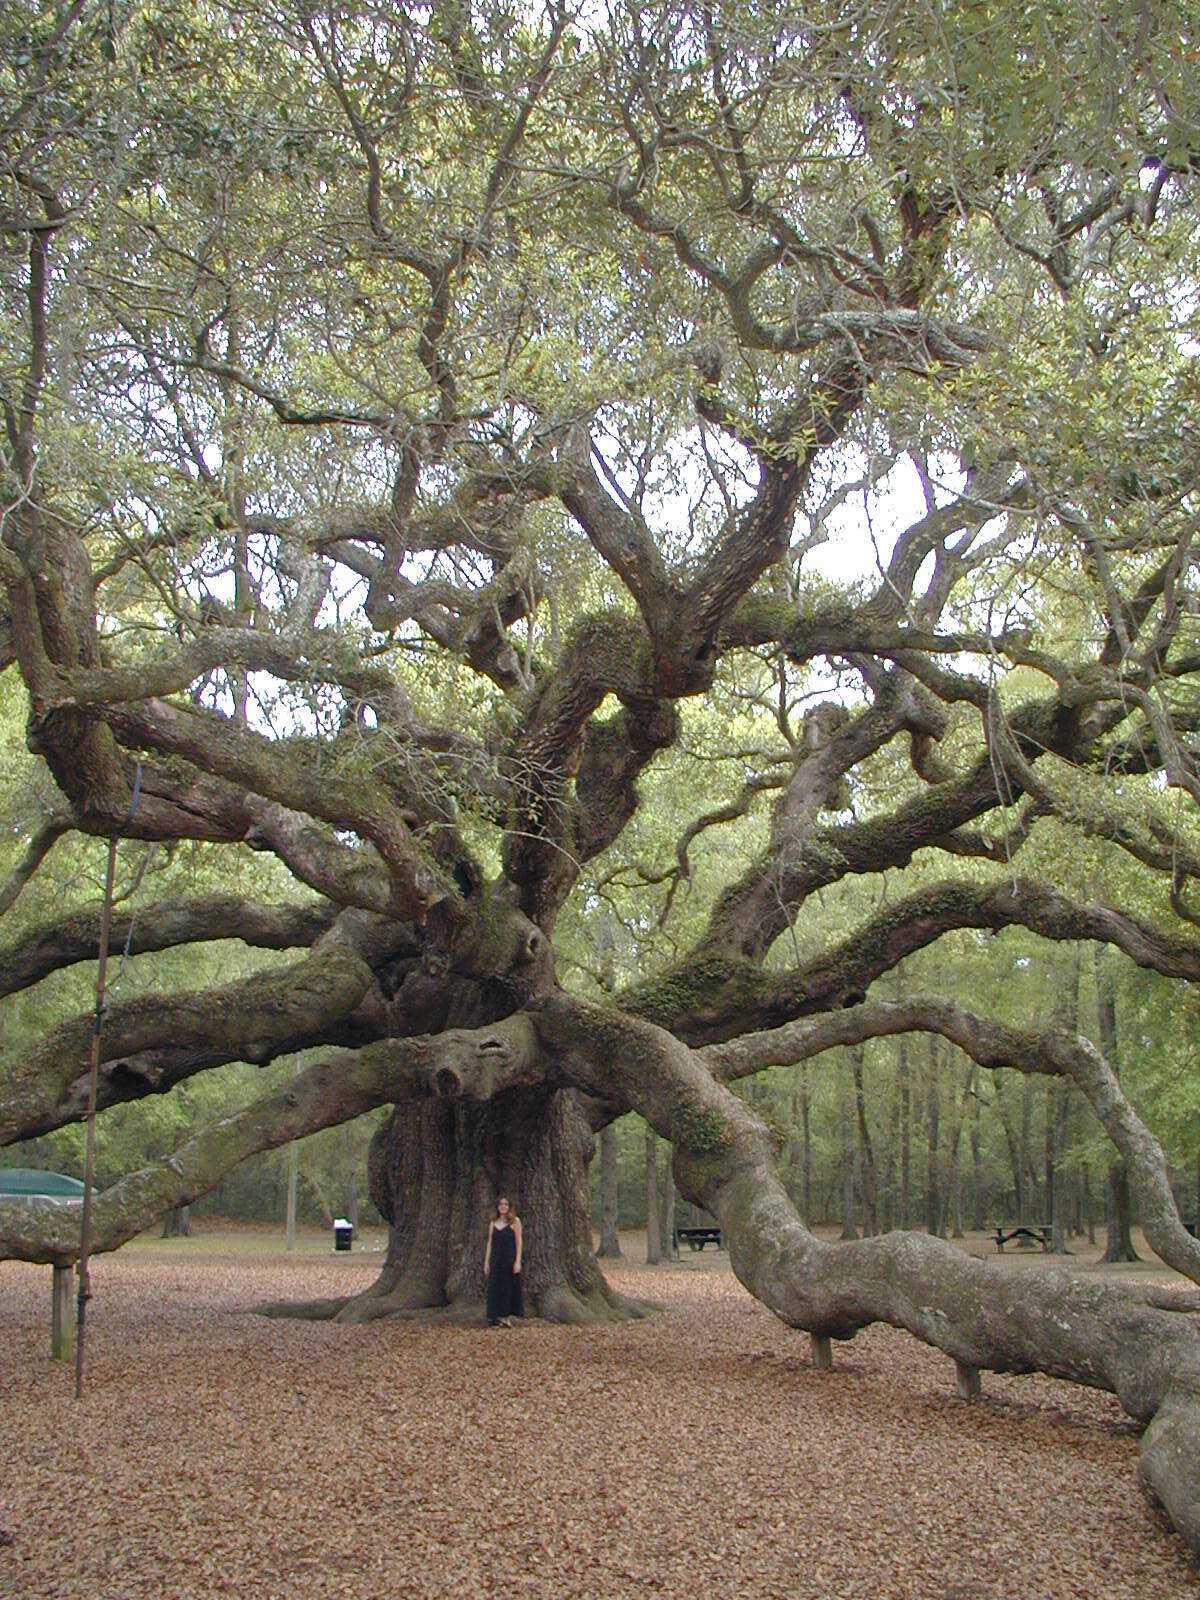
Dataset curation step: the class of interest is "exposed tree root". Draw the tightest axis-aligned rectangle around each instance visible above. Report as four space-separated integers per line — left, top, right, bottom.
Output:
252 1295 353 1321
253 1281 652 1326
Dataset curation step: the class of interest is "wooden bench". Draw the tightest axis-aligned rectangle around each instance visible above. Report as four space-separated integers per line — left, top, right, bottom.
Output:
676 1225 723 1251
992 1224 1052 1252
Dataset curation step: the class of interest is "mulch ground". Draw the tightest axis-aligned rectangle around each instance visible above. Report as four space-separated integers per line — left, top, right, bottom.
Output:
2 1231 1198 1600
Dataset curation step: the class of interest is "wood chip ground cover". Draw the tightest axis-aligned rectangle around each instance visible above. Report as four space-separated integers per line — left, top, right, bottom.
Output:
2 1230 1197 1599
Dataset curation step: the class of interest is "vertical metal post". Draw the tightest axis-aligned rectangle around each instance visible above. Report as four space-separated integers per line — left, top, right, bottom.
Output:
75 835 119 1400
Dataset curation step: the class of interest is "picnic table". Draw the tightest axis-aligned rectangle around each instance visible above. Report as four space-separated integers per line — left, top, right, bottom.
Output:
675 1225 723 1251
992 1224 1052 1252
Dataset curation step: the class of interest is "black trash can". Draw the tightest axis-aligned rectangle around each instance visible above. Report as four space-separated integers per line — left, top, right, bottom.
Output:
333 1218 354 1252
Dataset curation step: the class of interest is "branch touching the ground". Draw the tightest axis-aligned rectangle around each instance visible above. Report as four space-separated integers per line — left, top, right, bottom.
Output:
528 991 1200 1556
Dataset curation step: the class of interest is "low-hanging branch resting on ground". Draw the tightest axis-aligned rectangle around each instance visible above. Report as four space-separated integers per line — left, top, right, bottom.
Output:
526 992 1200 1555
700 995 1200 1285
15 985 1192 1543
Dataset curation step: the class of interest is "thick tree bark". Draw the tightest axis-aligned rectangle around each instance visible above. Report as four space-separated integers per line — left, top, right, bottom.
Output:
799 1063 812 1224
339 1087 645 1324
898 1038 911 1228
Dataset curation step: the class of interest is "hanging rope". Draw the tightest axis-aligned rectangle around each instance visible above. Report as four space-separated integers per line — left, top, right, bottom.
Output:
75 762 141 1400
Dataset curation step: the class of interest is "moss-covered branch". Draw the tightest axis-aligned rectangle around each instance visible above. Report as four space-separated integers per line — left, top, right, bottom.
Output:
0 921 381 1144
0 892 338 999
623 876 1200 1043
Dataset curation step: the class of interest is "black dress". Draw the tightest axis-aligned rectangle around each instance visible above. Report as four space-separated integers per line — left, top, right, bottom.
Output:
486 1221 523 1323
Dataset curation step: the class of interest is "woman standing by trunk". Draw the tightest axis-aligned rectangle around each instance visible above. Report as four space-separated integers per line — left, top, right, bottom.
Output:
484 1196 523 1326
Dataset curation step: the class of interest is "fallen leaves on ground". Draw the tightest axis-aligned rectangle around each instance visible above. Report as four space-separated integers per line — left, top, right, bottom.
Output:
1 1234 1196 1600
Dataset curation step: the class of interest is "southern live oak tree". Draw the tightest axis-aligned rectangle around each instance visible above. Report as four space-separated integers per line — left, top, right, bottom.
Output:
3 0 1200 1553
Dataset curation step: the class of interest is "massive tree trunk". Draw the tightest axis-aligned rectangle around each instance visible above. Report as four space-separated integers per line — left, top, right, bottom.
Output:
347 1088 642 1324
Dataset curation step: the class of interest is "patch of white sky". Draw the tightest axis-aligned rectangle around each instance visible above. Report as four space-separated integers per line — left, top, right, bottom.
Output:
590 421 971 598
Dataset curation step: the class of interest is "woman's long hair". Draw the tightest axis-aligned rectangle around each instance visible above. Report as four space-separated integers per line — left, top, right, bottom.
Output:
491 1195 519 1225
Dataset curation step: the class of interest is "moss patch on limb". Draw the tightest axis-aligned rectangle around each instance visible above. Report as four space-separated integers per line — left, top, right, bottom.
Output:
620 952 769 1037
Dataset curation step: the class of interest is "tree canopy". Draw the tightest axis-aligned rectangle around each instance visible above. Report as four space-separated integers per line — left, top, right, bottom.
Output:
3 0 1200 1555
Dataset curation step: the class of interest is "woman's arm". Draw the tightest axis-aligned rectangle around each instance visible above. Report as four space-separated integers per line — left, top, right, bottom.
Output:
483 1219 493 1275
512 1217 522 1274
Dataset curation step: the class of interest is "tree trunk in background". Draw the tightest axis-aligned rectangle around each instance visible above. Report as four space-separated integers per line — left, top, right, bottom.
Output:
882 1075 899 1232
851 1045 878 1235
659 1164 677 1260
1047 949 1080 1253
799 1064 812 1224
644 1124 661 1264
1105 1162 1139 1261
969 1077 985 1229
286 1140 298 1251
838 1069 857 1240
1096 950 1140 1263
925 1035 941 1237
898 1038 911 1229
347 1169 358 1232
946 1063 971 1240
1048 1080 1069 1253
597 1122 622 1257
1019 1076 1035 1225
997 1083 1023 1223
160 1205 190 1238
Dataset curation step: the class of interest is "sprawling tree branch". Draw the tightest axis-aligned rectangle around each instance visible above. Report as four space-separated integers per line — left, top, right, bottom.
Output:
0 1013 545 1264
0 892 338 999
